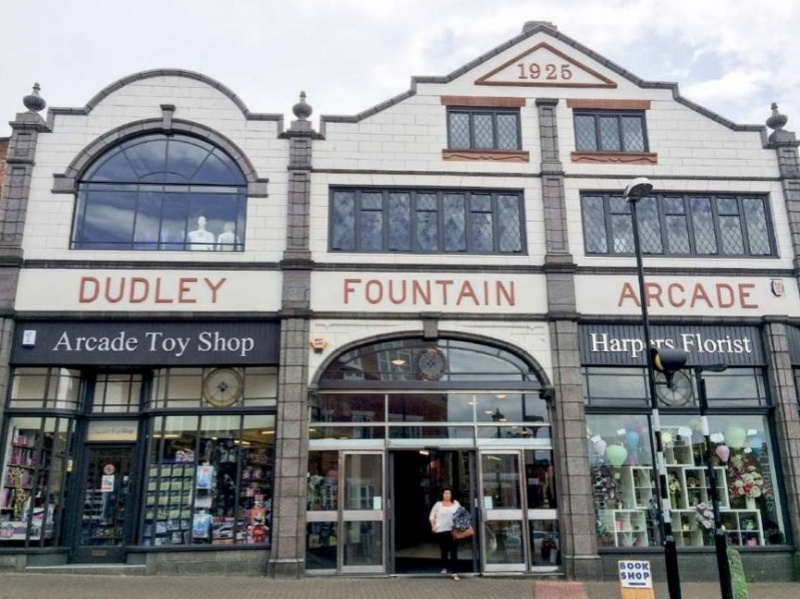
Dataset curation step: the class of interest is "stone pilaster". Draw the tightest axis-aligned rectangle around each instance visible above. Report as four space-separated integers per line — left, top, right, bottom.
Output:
268 95 316 578
762 323 800 564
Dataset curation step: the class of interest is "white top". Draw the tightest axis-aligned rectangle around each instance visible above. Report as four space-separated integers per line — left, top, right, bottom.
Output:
429 500 460 533
187 229 215 250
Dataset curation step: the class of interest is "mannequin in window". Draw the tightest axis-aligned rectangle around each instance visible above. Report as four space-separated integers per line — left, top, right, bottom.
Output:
186 215 215 250
216 221 238 251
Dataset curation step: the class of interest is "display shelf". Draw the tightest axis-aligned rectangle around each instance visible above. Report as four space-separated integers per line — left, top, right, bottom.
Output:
598 508 647 548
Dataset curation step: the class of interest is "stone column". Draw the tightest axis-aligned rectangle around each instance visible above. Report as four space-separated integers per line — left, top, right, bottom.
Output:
268 94 317 578
536 98 599 579
0 85 49 438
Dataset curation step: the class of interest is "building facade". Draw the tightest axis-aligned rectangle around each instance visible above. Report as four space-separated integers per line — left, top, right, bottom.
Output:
1 22 799 581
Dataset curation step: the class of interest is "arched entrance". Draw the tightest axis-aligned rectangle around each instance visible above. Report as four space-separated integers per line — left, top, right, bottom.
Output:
304 335 560 576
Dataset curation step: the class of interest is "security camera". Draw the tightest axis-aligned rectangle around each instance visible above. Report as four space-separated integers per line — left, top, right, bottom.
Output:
623 177 653 202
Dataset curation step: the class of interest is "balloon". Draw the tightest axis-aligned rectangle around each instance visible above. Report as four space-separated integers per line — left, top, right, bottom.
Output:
606 444 628 468
593 438 607 456
748 435 763 450
626 431 640 449
715 445 730 464
726 426 747 449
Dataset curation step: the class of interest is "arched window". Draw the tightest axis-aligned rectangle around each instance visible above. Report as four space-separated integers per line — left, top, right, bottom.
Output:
71 134 247 251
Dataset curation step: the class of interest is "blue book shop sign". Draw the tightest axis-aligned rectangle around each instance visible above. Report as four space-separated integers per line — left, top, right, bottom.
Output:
579 324 765 367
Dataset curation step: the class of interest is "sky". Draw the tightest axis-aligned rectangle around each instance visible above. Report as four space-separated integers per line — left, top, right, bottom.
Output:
1 0 798 138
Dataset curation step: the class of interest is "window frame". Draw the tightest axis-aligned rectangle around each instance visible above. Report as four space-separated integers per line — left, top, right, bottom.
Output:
573 109 649 153
580 192 777 258
328 187 527 255
446 107 522 151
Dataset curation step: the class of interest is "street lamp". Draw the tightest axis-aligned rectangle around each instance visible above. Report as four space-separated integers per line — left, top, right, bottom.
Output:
695 365 733 599
624 177 683 599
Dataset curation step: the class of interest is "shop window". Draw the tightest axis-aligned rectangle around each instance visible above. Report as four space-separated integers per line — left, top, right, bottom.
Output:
91 373 142 413
574 110 647 152
330 188 525 254
581 192 775 257
142 414 274 547
0 417 75 547
8 368 81 411
150 367 277 409
71 133 247 251
447 108 521 150
587 412 786 549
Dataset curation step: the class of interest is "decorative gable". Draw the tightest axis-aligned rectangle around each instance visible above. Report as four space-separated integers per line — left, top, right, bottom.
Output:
475 42 616 88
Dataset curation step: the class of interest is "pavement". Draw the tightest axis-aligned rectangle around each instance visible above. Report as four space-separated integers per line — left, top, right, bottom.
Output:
0 574 797 599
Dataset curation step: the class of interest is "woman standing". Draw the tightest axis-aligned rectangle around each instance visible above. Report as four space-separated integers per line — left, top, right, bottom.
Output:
429 487 461 580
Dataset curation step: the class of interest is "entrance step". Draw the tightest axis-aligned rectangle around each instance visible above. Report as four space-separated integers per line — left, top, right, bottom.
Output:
25 564 147 576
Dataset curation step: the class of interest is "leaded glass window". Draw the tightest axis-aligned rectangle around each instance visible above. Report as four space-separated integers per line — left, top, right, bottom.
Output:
581 193 775 257
574 111 647 152
72 134 247 251
330 188 525 254
447 108 521 150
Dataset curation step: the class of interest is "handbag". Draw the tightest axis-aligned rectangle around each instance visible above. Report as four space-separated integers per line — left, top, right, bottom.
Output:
452 524 474 540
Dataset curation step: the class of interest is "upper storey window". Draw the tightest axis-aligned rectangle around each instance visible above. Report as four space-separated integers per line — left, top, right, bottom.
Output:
574 110 647 153
71 134 246 251
330 188 525 255
581 192 775 257
447 108 521 151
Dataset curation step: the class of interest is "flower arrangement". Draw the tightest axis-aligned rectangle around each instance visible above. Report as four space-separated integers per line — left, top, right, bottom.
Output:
728 454 770 500
694 502 714 531
668 473 681 507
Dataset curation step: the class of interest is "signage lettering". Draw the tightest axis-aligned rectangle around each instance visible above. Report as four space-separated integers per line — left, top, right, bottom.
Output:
79 276 227 305
590 332 753 359
618 281 758 310
343 278 515 307
53 330 254 358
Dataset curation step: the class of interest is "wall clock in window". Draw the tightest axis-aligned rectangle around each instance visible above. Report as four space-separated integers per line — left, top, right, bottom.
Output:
202 368 243 407
654 370 693 407
417 347 447 381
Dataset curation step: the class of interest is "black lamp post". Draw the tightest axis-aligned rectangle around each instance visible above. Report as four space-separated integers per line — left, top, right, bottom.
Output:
491 407 506 438
624 177 682 599
694 365 733 599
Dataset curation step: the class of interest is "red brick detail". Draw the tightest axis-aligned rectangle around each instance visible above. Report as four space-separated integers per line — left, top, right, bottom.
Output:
441 96 526 107
534 581 590 599
442 149 530 162
566 99 651 110
571 151 657 165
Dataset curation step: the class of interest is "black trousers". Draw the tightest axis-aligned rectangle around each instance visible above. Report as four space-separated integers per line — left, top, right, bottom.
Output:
435 531 458 573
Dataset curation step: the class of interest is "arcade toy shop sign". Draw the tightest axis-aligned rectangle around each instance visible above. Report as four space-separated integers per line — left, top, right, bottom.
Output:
579 324 764 367
11 321 280 366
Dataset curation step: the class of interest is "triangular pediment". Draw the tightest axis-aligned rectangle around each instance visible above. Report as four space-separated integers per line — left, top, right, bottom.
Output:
475 42 617 88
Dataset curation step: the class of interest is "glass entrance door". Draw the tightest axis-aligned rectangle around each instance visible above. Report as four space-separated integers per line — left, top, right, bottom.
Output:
341 452 384 573
480 450 527 572
72 445 134 563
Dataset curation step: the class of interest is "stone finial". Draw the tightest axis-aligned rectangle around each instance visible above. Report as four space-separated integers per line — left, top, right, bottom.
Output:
292 91 312 120
766 102 788 132
23 83 46 113
523 21 557 33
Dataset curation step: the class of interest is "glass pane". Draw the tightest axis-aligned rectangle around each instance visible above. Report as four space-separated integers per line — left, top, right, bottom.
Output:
482 453 520 509
307 451 339 511
134 190 163 250
306 522 338 569
529 519 560 566
388 426 473 440
344 454 382 510
166 138 212 183
719 215 745 254
78 446 133 547
743 199 771 255
582 196 607 253
484 520 524 564
611 214 634 253
343 521 382 566
125 139 168 181
332 191 356 250
470 210 493 252
87 149 139 182
81 190 137 249
359 211 383 251
443 194 466 251
310 426 385 440
473 114 495 149
448 112 470 148
525 450 557 509
161 193 190 250
388 193 411 250
666 215 691 253
637 197 662 254
574 115 597 151
690 197 717 254
621 116 645 152
496 114 519 150
598 116 621 151
311 394 385 423
92 373 141 413
497 195 522 252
